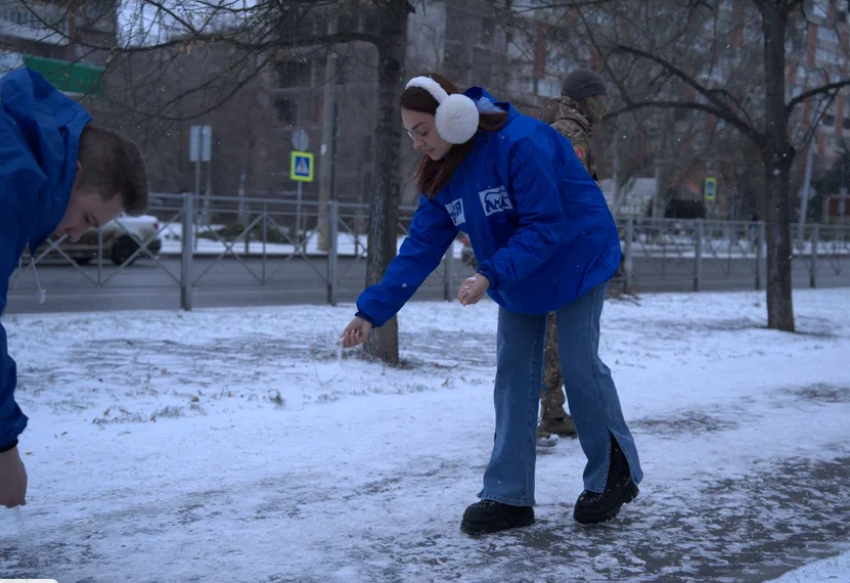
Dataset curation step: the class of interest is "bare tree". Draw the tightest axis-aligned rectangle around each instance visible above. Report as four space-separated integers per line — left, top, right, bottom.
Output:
490 0 850 332
362 0 411 365
14 0 416 363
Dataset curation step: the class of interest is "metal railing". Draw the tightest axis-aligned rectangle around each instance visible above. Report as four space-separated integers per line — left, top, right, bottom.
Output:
13 195 184 289
616 218 766 292
616 217 849 293
10 194 850 310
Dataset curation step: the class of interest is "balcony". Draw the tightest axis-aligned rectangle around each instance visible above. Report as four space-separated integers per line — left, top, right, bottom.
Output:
0 4 69 46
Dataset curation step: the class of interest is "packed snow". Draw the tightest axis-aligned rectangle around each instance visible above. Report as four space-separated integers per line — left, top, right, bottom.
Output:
0 288 849 582
765 549 850 583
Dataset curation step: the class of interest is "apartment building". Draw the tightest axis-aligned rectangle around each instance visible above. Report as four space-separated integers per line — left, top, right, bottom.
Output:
0 0 117 96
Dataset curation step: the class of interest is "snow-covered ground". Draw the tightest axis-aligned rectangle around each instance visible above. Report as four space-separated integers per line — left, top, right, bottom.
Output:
1 288 849 582
766 550 850 583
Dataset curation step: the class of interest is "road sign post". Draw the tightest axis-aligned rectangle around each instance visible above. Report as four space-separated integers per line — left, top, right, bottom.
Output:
190 125 212 250
291 149 314 248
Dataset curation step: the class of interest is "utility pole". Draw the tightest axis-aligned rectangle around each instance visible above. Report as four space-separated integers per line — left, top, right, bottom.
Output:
318 15 338 251
798 121 815 245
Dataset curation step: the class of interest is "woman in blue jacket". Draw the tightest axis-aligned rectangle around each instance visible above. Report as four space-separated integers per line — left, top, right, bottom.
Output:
340 73 642 535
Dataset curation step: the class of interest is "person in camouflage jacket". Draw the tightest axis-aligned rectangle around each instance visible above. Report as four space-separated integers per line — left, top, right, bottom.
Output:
537 69 608 445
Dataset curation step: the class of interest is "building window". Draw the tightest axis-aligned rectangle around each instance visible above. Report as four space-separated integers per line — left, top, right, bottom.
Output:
548 25 570 47
360 9 379 34
813 0 829 18
825 135 836 151
825 114 836 126
274 98 297 126
481 18 496 47
742 25 760 43
472 47 496 89
277 60 312 89
843 117 850 130
817 26 839 43
815 47 842 65
445 6 470 43
337 12 358 34
443 43 467 85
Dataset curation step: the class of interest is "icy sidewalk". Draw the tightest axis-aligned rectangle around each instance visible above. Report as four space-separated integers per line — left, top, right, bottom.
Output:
1 289 849 583
765 549 850 583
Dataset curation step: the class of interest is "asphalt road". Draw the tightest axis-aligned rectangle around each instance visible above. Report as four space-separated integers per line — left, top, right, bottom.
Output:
5 254 850 315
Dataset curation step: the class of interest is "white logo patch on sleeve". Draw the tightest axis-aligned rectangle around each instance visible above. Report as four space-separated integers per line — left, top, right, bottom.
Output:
479 185 513 217
445 199 466 226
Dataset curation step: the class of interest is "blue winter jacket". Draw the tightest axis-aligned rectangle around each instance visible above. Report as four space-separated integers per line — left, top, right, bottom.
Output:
356 87 620 327
0 68 91 450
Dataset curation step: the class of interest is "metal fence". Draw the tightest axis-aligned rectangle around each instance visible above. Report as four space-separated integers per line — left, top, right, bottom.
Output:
617 217 849 293
11 193 850 310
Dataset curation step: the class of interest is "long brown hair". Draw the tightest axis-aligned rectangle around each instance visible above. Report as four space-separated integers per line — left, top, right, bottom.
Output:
400 73 508 198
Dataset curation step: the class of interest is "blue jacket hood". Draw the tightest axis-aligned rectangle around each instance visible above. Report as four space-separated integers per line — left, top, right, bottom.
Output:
1 67 91 250
464 86 516 117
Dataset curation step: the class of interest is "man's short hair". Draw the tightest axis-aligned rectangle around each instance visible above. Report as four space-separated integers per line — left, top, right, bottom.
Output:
76 124 149 216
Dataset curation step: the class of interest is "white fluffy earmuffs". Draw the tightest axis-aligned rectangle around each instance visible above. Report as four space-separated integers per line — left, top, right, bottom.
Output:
405 76 480 144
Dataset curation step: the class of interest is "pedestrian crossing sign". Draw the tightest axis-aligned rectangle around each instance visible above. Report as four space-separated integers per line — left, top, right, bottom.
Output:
291 151 314 182
704 177 717 201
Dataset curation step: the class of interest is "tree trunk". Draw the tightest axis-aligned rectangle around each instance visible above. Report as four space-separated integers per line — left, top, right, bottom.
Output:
762 4 795 332
364 0 409 365
761 150 795 331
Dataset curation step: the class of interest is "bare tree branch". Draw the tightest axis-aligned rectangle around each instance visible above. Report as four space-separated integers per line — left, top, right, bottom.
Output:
786 79 850 116
607 99 746 123
798 90 840 151
613 44 757 137
134 0 201 36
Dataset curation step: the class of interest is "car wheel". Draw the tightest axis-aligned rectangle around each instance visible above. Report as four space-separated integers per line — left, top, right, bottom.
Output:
111 236 138 266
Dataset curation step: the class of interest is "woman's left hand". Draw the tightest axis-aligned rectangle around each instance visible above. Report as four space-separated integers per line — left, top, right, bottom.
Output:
458 274 490 306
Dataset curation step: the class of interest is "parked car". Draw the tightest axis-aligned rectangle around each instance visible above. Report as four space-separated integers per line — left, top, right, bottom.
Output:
460 234 476 267
31 214 162 266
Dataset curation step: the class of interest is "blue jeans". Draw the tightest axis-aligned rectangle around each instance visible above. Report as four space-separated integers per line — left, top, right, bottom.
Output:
478 282 643 506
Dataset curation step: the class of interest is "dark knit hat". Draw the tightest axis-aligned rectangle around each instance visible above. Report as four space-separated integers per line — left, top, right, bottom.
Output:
561 69 608 101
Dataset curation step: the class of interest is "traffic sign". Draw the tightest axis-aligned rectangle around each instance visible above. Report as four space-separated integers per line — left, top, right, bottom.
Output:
291 151 314 182
190 125 212 162
292 128 309 151
703 177 717 202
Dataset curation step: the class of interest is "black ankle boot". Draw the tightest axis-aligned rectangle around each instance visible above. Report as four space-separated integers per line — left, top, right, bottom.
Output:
460 500 535 535
573 438 639 525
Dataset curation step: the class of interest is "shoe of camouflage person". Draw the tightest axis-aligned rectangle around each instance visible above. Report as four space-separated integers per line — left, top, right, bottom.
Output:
536 426 559 448
540 414 577 437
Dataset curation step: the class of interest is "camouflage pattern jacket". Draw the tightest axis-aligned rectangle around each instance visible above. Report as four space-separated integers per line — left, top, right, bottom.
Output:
542 96 597 181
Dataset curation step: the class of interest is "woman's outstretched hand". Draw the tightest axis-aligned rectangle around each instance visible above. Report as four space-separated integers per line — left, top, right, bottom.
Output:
458 275 490 306
340 316 373 348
